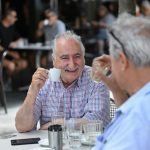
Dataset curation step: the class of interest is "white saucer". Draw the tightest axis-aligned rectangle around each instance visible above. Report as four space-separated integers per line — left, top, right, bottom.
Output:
81 137 95 146
38 139 49 147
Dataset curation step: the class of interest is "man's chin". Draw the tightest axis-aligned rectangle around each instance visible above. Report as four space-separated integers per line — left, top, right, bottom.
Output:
61 74 79 84
65 76 78 82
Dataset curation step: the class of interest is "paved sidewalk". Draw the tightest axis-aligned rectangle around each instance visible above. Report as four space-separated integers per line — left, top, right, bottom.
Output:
0 91 26 137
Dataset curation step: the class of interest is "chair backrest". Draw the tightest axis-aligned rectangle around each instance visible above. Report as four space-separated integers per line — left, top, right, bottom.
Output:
109 91 117 119
110 98 117 119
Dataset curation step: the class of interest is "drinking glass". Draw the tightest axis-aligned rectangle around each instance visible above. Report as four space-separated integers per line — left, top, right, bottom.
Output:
82 121 103 145
66 118 82 149
51 112 65 126
51 111 67 143
91 64 111 82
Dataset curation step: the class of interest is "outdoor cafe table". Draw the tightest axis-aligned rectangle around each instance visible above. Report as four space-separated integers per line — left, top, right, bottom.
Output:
10 44 53 68
0 130 93 150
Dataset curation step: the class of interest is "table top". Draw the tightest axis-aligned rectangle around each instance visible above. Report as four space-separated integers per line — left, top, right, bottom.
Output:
0 130 92 150
10 44 52 51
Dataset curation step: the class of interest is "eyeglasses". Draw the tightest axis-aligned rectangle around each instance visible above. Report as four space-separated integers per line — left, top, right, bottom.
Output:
109 30 127 56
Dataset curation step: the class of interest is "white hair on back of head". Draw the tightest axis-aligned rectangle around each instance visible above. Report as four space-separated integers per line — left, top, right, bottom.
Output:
52 30 85 57
142 1 150 7
108 13 150 67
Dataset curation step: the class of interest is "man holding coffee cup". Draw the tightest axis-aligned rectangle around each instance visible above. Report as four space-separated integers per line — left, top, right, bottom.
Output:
15 31 110 132
92 13 150 150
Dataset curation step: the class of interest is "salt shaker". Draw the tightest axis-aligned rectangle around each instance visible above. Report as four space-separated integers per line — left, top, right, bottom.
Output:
48 124 63 150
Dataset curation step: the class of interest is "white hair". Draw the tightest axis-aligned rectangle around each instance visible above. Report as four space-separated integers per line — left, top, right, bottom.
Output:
142 1 150 7
108 13 150 67
52 30 85 57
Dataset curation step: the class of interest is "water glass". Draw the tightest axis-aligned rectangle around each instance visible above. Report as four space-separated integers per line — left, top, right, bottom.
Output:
51 112 67 142
82 121 103 144
66 118 82 149
91 64 111 82
51 112 65 126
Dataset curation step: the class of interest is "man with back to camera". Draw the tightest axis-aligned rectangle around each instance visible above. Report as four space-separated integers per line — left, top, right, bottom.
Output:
92 13 150 150
15 31 110 132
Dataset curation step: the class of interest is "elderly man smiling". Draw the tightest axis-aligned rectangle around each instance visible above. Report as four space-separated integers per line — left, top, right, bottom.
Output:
15 31 110 132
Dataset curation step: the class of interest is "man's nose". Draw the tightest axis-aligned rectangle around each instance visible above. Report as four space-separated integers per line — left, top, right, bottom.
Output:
68 58 76 68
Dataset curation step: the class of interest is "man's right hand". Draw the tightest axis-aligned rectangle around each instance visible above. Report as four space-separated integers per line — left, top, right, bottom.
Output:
92 55 129 106
28 68 48 99
92 55 122 92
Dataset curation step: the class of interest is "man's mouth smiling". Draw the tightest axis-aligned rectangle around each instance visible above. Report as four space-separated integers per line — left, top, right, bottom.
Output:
64 68 78 73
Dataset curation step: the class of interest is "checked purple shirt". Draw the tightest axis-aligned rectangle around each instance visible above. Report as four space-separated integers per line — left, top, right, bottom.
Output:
33 66 110 128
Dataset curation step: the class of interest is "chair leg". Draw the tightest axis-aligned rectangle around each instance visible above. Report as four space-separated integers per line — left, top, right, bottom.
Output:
0 81 7 114
0 56 7 114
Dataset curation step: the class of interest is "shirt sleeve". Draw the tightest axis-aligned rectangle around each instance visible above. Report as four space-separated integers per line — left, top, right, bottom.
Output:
83 82 110 127
32 90 43 129
57 21 66 34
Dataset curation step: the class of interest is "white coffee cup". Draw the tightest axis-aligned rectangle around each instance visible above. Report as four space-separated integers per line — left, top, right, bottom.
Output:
48 68 61 82
44 19 49 25
17 40 24 47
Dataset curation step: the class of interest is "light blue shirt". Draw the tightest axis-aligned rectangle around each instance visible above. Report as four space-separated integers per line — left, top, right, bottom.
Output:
92 81 150 150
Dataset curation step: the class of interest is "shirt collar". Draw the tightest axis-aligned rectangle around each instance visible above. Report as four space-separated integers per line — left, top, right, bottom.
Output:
77 66 91 87
117 81 150 114
75 68 84 88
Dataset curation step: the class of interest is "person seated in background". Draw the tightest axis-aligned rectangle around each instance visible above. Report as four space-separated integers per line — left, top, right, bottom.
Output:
36 8 66 43
15 31 110 133
141 0 150 17
92 5 116 55
36 8 66 68
0 8 28 86
91 13 150 150
74 12 91 30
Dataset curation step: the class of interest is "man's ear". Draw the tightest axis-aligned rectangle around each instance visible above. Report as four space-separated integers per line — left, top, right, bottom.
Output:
52 55 56 67
119 52 129 71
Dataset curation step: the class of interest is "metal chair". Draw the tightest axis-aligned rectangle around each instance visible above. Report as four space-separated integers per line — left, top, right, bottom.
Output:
110 98 116 119
109 91 117 119
0 51 8 113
